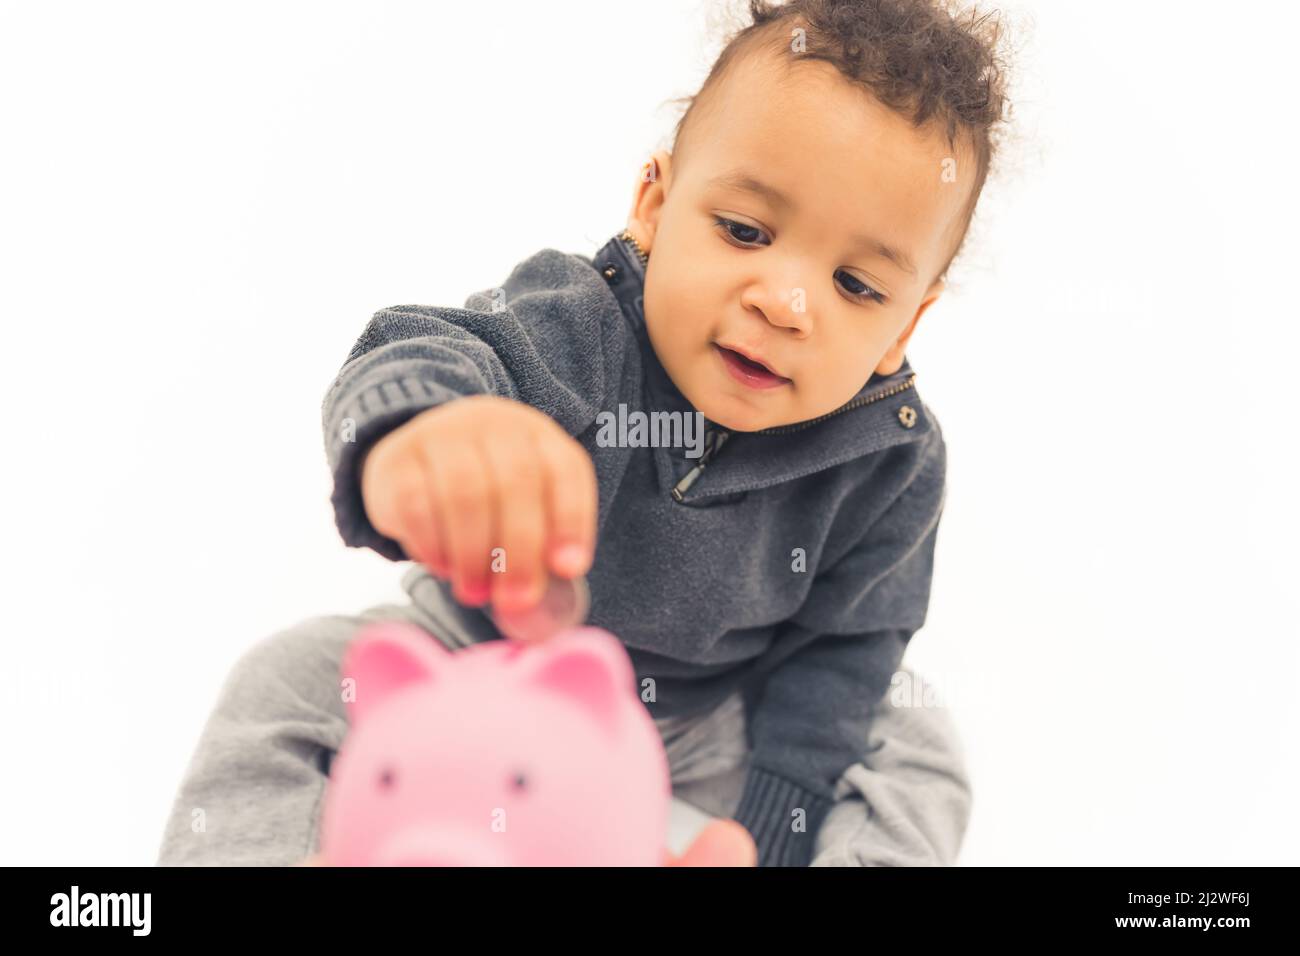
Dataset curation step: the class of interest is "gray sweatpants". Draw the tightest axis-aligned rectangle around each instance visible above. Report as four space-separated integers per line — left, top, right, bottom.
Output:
156 568 972 867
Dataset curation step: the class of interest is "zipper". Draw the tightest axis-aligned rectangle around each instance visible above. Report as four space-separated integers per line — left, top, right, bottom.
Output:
754 373 916 435
620 228 650 266
669 374 917 501
671 426 731 501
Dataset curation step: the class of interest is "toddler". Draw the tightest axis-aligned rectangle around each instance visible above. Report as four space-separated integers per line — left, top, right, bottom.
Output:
158 0 1009 867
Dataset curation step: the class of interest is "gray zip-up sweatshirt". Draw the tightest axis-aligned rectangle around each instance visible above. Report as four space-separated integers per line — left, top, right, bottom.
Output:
322 231 947 866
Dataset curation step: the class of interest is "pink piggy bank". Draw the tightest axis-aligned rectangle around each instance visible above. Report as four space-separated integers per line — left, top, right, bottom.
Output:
319 620 671 866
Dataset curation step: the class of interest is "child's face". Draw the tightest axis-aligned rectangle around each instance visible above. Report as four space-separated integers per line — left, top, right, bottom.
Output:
628 53 972 432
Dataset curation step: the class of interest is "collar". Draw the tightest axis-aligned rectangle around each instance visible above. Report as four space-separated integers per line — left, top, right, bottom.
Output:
584 231 933 502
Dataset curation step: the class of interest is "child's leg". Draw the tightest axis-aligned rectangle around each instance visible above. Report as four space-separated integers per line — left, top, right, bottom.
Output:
665 667 973 866
810 668 972 866
154 602 433 866
659 692 754 856
659 690 751 834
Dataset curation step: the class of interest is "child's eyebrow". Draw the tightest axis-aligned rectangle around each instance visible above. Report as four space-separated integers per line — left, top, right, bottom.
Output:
707 168 918 278
708 169 796 213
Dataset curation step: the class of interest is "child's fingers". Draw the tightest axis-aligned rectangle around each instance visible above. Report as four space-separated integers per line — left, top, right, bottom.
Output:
426 443 495 606
387 456 444 573
365 447 448 577
361 445 410 546
536 433 597 579
478 436 548 613
409 447 451 577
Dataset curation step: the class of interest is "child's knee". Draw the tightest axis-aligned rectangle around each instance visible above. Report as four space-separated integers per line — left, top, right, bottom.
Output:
218 614 372 723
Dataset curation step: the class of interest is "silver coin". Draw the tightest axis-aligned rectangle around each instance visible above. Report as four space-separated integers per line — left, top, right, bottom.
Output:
491 574 590 642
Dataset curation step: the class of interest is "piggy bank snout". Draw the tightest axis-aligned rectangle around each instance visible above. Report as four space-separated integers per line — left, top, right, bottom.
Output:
374 825 511 868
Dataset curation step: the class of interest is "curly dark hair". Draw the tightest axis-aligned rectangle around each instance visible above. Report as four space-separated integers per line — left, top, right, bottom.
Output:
670 0 1012 283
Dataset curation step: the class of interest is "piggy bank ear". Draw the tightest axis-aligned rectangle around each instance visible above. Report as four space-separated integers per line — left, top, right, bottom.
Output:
515 627 635 732
340 620 452 724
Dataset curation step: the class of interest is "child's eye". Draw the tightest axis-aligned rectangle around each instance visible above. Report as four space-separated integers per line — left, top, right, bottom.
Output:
835 269 887 306
714 216 886 306
712 215 768 247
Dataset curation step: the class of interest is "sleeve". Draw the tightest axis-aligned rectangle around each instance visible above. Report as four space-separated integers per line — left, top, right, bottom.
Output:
320 249 630 560
732 417 948 866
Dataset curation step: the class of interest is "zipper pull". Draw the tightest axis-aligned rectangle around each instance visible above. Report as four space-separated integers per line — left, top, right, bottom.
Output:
671 427 731 502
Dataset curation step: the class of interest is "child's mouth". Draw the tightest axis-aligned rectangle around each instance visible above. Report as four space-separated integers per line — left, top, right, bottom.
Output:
713 344 791 390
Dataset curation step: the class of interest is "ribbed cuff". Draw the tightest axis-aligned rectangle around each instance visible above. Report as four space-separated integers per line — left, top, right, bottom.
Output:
325 374 466 560
732 766 834 867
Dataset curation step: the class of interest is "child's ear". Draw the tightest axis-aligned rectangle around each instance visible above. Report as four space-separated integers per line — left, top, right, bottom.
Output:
625 149 673 253
875 281 943 376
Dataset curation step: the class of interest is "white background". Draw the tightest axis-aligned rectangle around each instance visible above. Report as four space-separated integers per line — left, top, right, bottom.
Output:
1 0 1296 866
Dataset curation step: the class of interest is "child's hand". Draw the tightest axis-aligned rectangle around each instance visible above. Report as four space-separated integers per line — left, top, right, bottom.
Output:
360 395 597 613
664 819 759 867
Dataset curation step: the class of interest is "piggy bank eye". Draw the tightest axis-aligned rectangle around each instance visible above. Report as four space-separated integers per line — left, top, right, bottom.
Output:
510 770 528 792
377 766 396 790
